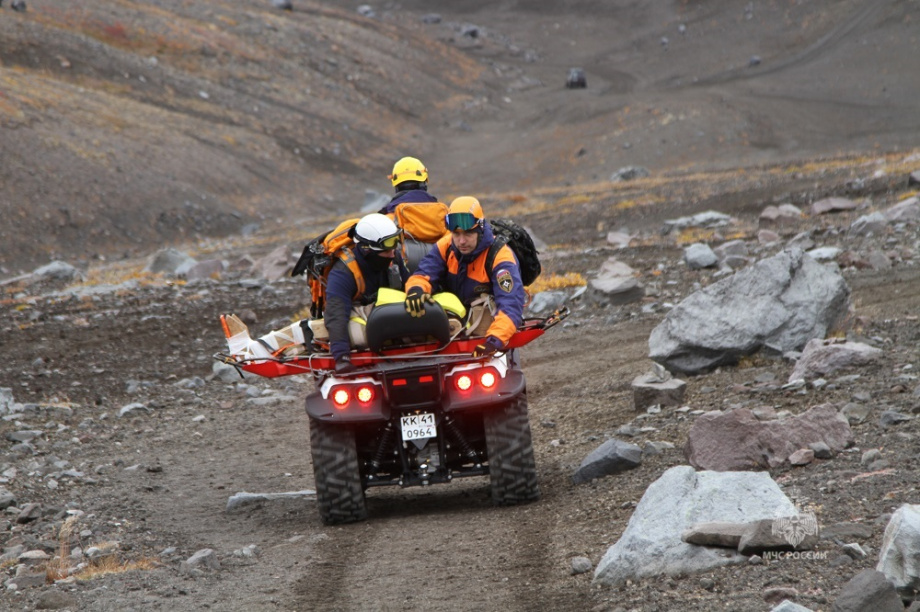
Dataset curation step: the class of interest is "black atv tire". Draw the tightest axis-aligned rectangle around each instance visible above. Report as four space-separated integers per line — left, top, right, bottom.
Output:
309 418 367 525
483 393 540 506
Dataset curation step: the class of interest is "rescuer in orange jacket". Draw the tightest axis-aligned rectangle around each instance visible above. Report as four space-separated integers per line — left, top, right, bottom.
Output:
404 196 525 358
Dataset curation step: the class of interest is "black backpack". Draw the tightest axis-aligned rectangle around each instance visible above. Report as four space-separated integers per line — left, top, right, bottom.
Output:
485 218 542 286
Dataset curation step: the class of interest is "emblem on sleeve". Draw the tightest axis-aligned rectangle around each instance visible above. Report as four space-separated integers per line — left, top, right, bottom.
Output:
496 269 513 293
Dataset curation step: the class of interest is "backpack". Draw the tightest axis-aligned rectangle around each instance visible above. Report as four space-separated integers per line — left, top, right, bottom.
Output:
485 218 542 287
291 218 365 318
390 200 449 272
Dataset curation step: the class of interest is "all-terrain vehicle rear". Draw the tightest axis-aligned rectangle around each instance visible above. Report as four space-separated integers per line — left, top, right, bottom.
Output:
218 303 567 525
307 349 539 524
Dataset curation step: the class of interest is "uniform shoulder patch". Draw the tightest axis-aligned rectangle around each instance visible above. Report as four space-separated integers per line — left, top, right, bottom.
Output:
496 269 513 293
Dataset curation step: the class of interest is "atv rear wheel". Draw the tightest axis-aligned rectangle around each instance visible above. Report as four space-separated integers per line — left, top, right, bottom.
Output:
309 418 367 524
483 393 540 505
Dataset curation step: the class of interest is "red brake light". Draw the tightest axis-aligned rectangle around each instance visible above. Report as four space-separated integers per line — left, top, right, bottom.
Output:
332 388 349 408
456 374 473 391
356 385 374 404
480 371 496 388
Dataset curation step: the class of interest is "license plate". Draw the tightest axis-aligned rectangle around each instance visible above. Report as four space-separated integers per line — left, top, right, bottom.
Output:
401 412 436 441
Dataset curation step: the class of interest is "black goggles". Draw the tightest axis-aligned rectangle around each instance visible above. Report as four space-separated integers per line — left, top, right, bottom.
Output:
445 212 482 232
361 230 403 251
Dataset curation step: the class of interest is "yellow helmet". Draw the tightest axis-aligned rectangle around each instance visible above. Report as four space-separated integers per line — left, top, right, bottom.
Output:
388 156 428 188
446 196 484 231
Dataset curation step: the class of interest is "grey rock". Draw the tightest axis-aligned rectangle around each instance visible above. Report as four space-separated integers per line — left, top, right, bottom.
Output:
760 204 804 230
884 196 920 222
226 490 316 512
32 260 83 282
118 402 150 417
606 230 633 249
684 243 719 269
842 543 868 559
570 556 593 574
146 248 197 276
848 212 888 237
16 503 42 523
879 410 912 428
789 339 881 382
588 259 645 306
663 210 733 232
877 504 920 597
6 430 42 443
806 246 842 261
186 548 221 570
650 249 851 375
812 197 859 215
566 67 587 89
572 439 642 484
593 466 796 587
840 402 871 424
610 166 648 182
832 569 903 612
526 290 567 317
0 487 15 510
738 517 819 554
681 521 748 548
632 369 686 411
809 441 833 459
820 522 874 541
771 601 815 612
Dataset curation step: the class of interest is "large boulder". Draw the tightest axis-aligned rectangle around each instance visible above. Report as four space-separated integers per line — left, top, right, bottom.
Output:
593 466 796 587
649 248 851 375
684 405 852 471
877 504 920 599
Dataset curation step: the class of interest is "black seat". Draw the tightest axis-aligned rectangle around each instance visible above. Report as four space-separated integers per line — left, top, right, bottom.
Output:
365 302 451 353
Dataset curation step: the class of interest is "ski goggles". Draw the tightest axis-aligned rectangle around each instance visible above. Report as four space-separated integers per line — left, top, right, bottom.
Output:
445 212 483 232
362 230 403 251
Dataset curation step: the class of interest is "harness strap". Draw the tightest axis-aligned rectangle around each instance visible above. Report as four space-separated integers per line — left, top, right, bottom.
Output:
336 249 366 298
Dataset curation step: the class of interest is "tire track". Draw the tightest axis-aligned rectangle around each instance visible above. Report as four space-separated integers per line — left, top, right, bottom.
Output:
688 0 894 88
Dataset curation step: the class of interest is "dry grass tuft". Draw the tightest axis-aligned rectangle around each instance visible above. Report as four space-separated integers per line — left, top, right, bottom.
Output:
675 228 717 245
45 515 79 582
528 272 586 294
73 555 158 581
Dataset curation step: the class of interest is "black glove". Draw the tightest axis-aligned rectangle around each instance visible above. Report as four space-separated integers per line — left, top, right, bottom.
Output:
335 355 357 375
405 286 433 318
472 336 503 358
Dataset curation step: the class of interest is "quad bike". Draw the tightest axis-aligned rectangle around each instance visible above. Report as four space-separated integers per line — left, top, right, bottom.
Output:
218 301 568 525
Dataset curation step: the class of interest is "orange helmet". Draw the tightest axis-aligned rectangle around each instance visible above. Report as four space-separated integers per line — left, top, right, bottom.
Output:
446 196 484 231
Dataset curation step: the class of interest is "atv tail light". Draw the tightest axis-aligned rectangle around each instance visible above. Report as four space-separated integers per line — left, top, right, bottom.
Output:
356 385 375 404
480 371 496 388
455 374 473 391
332 388 350 408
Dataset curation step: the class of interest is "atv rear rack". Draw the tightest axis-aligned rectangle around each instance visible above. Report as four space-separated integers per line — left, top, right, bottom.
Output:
215 306 568 378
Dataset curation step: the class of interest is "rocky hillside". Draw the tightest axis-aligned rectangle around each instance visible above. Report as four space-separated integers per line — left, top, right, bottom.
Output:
2 0 918 275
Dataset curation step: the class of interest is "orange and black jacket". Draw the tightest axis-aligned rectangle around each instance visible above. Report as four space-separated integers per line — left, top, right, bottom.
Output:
325 247 409 361
405 221 524 346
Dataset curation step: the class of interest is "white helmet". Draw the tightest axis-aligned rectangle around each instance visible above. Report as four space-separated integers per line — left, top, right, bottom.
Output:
353 213 402 251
